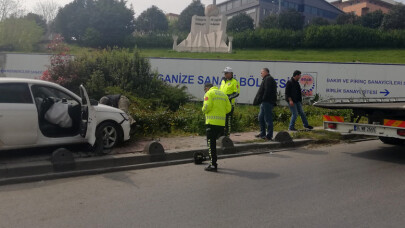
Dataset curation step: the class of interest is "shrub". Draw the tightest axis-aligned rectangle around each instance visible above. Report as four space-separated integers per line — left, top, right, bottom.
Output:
130 103 353 137
231 25 405 49
42 45 190 111
41 34 79 92
303 25 404 48
232 29 302 49
128 34 172 48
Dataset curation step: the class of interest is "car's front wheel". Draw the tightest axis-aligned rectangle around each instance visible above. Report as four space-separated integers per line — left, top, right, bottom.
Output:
97 122 122 149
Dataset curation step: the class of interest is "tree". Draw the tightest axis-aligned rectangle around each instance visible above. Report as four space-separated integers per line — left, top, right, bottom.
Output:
53 0 135 47
176 0 204 32
90 0 135 47
227 13 254 33
168 19 178 34
0 0 23 21
24 13 47 32
308 17 330 26
136 5 168 33
380 5 405 30
34 0 60 23
53 0 93 43
260 10 304 30
360 10 383 29
336 12 360 25
278 9 304 30
0 17 43 51
259 14 278 29
82 27 102 47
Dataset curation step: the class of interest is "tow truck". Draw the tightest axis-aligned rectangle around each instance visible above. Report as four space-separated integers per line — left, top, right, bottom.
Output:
314 97 405 145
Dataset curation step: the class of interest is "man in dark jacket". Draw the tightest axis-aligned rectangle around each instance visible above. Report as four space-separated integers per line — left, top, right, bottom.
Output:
253 68 277 140
285 70 313 131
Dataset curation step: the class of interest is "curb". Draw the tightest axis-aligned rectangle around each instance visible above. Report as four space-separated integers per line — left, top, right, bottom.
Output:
0 139 312 186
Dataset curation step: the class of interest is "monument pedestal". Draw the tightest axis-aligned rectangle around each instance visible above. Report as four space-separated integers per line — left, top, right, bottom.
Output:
174 15 232 53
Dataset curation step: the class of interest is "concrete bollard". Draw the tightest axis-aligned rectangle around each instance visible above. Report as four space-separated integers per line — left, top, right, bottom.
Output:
217 136 234 148
217 136 235 154
143 141 165 155
51 148 76 172
274 131 293 144
144 141 166 162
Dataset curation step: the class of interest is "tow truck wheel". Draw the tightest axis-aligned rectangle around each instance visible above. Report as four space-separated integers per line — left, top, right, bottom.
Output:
379 136 405 145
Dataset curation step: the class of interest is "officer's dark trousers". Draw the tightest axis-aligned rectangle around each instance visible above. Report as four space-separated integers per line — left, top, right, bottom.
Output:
224 106 234 137
206 124 224 166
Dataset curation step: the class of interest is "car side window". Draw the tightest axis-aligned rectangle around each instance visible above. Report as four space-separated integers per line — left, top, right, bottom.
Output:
31 85 79 106
0 83 33 104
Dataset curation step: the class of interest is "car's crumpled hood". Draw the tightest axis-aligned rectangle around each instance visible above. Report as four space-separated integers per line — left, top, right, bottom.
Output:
94 104 124 113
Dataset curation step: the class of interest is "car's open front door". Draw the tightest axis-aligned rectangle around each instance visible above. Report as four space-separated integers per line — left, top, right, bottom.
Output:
79 85 97 145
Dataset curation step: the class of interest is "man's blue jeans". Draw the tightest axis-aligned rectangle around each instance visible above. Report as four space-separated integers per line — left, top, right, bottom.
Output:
289 101 309 130
258 102 274 139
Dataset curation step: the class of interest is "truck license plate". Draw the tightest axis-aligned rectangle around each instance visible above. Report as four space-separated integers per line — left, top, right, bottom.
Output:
354 125 376 133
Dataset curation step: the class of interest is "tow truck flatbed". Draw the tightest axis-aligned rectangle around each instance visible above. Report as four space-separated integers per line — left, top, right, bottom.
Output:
314 98 405 111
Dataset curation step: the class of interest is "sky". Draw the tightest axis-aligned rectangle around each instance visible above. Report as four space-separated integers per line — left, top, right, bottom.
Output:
22 0 226 16
22 0 405 16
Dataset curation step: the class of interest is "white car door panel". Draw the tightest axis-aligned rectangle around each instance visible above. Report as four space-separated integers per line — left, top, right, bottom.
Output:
0 104 39 146
0 83 38 147
80 85 97 145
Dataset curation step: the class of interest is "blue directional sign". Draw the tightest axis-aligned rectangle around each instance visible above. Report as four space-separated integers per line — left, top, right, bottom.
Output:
380 89 390 96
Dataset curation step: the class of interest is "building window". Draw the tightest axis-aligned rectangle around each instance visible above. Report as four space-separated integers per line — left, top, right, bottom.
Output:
242 0 249 4
311 7 317 15
220 5 227 12
227 2 233 10
262 0 278 3
234 0 241 8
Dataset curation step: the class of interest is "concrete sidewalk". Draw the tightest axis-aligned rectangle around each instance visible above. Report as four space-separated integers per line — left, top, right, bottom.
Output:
113 131 263 154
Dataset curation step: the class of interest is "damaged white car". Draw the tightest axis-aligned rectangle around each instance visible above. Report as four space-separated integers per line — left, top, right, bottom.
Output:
0 78 131 151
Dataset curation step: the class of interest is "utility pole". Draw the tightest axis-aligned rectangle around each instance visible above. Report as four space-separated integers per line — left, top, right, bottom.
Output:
278 0 281 14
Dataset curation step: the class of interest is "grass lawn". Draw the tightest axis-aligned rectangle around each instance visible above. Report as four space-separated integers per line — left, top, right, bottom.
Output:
139 48 405 64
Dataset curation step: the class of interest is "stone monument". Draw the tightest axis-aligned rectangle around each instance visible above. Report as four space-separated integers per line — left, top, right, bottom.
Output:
173 0 233 53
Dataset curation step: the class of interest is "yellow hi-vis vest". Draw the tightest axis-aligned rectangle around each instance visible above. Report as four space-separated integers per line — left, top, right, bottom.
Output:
202 86 232 126
220 78 240 106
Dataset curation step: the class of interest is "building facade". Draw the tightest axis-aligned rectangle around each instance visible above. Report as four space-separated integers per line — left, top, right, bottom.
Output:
166 13 179 22
331 0 397 16
216 0 343 26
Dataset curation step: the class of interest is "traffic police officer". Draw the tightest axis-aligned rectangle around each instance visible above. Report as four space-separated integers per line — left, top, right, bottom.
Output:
219 66 240 137
202 83 232 172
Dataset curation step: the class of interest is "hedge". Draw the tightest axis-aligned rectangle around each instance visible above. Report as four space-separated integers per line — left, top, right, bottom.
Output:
124 25 405 49
231 25 405 49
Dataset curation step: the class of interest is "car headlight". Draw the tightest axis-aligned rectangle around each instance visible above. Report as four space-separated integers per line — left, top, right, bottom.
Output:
120 112 129 121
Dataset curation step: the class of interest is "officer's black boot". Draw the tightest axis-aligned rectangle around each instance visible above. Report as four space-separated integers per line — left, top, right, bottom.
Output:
205 164 217 172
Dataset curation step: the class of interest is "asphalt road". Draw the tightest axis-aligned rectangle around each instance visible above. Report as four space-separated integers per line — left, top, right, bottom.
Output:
1 140 405 228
